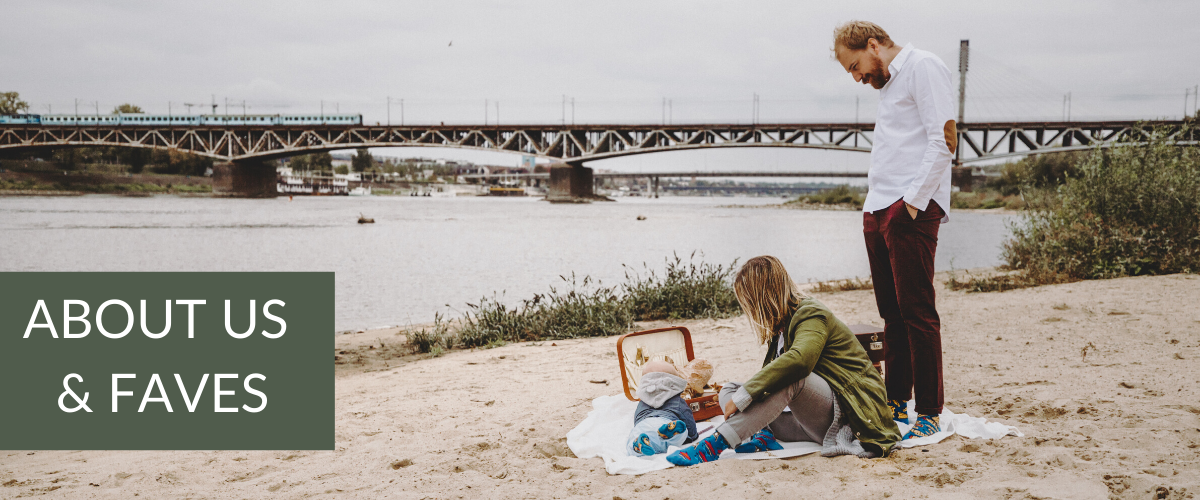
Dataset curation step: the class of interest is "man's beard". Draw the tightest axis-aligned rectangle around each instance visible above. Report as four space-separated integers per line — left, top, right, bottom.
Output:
862 52 889 89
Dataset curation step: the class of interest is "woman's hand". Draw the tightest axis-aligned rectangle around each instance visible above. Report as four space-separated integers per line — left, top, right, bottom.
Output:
723 401 739 419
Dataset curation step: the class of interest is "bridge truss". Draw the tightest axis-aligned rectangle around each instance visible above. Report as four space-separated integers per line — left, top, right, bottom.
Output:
0 120 1191 164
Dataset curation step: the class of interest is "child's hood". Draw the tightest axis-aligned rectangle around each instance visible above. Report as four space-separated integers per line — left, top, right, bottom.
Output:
636 372 688 408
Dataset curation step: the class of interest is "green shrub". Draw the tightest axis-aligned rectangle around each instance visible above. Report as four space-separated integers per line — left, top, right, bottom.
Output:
454 254 739 349
458 274 634 347
811 276 873 293
786 185 865 209
1002 124 1200 281
404 313 455 354
622 253 741 321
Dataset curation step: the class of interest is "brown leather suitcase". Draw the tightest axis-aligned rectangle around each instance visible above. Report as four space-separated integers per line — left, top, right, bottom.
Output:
848 323 886 378
616 326 724 421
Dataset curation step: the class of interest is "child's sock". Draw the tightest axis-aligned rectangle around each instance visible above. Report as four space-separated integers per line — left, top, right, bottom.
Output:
733 428 783 453
657 420 687 440
666 433 729 466
630 433 657 456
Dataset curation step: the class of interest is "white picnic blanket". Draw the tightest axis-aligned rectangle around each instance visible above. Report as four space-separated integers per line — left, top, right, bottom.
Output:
566 395 1022 475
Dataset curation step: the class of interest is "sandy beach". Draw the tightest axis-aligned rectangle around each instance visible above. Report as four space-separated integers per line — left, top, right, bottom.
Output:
3 272 1198 499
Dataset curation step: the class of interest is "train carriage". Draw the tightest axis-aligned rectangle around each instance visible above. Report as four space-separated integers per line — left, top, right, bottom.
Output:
1 113 362 126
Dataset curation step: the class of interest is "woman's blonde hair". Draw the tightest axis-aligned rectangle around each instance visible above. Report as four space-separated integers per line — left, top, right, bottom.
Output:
734 256 806 345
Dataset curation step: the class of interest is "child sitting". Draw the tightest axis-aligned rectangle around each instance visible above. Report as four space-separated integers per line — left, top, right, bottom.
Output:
627 360 698 456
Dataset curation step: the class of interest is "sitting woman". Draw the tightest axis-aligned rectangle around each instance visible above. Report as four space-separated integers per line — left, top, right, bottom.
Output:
667 256 901 466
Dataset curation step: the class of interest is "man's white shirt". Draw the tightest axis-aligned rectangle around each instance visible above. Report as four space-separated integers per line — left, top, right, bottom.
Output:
864 43 956 221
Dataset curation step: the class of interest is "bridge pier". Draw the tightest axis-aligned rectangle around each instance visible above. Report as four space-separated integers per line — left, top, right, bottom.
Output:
212 160 278 198
545 163 613 203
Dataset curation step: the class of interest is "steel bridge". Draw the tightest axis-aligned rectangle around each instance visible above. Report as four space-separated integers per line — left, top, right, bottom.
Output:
1 120 1192 165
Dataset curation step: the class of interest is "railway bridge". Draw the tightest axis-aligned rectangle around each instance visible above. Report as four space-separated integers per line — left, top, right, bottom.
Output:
0 120 1192 199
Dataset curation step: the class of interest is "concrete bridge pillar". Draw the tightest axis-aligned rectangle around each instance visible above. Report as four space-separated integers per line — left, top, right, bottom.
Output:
212 160 278 198
545 163 613 203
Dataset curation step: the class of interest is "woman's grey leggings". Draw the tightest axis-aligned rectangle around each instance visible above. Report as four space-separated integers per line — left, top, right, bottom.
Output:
716 372 836 446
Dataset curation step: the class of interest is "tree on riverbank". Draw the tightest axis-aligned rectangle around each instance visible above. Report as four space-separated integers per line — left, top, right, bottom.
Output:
1002 125 1200 282
352 148 373 173
112 103 143 114
0 92 30 114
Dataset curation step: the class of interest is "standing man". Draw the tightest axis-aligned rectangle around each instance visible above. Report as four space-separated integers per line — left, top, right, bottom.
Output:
832 21 957 440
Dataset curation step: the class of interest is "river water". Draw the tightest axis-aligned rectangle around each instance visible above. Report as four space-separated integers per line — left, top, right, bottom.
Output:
0 195 1013 331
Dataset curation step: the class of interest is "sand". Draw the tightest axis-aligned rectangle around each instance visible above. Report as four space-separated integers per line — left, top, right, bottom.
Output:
3 272 1198 499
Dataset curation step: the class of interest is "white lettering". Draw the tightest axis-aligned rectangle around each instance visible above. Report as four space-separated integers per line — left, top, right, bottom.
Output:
23 300 58 338
214 374 238 412
261 300 286 339
111 373 136 412
242 374 267 413
137 373 173 412
97 300 134 339
175 300 205 339
140 300 172 339
224 300 255 339
63 300 91 339
174 373 209 413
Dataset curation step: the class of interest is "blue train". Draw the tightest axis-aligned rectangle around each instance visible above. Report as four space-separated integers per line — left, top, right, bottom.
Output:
0 113 362 126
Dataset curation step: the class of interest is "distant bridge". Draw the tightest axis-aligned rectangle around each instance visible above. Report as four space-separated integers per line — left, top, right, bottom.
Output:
460 170 868 180
1 120 1192 166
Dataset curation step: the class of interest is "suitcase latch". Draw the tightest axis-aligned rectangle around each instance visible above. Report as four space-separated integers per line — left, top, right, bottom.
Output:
870 334 882 351
689 402 700 412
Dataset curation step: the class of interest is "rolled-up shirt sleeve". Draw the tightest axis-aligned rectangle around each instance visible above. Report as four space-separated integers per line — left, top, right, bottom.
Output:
902 57 957 211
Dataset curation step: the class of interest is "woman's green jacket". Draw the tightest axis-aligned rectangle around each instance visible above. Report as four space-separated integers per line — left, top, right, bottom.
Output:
740 296 901 456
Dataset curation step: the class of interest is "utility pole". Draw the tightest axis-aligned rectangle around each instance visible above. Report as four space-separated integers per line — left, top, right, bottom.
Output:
242 100 247 118
211 95 216 114
561 95 566 125
957 39 968 126
401 99 404 126
168 101 172 120
387 96 391 125
74 98 78 116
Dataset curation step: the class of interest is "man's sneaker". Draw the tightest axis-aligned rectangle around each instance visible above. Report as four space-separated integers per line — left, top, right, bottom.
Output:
902 414 940 440
887 399 909 424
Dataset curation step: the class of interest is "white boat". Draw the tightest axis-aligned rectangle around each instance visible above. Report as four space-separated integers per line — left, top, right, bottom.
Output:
348 186 372 196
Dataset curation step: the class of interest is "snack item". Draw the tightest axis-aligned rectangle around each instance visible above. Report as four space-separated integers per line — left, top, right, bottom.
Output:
676 358 713 398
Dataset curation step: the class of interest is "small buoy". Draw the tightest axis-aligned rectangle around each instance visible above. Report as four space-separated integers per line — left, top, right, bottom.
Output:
636 215 647 221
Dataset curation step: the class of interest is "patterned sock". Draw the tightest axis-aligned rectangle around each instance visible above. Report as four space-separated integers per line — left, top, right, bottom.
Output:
630 433 657 456
666 433 730 466
902 414 940 440
734 428 784 453
887 399 909 424
657 420 687 440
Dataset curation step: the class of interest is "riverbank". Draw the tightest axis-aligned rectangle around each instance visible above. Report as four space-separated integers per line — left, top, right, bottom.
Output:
4 271 1196 498
0 170 212 195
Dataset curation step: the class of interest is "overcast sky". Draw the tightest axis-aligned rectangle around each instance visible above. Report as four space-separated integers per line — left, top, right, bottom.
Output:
4 1 1198 171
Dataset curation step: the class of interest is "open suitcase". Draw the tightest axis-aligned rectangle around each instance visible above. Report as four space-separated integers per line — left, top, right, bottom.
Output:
616 324 888 422
615 327 724 421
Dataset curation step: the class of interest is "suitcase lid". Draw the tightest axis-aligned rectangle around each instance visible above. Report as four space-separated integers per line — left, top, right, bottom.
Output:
615 326 695 402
